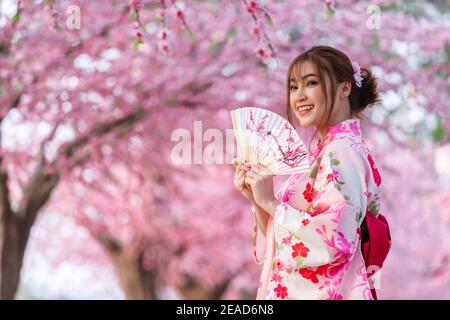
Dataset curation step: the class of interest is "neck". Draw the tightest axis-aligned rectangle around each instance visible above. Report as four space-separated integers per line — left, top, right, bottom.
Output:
318 111 352 139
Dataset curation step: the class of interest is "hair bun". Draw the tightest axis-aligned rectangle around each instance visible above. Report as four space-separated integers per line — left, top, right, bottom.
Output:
351 67 381 114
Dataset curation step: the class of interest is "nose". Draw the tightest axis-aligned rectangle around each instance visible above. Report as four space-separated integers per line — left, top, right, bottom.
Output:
295 88 306 101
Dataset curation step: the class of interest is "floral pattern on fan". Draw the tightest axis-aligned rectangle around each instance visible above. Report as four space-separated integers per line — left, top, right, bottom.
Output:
230 107 310 175
245 110 308 169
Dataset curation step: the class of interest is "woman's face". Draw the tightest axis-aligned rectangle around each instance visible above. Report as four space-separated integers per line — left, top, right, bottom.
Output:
289 60 333 130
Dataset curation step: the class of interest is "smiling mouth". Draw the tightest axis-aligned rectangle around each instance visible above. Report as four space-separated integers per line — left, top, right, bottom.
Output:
296 104 314 114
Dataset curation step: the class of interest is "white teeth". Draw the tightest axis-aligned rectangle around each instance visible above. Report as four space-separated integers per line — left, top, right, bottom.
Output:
297 105 314 112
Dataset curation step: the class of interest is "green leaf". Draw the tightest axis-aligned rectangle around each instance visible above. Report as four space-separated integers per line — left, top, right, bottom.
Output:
331 159 340 166
12 14 20 23
227 26 237 39
133 38 143 49
208 41 223 56
432 116 444 143
420 60 433 69
368 201 379 217
265 14 273 26
276 243 283 251
327 8 335 19
367 39 380 53
444 43 450 65
379 3 398 12
356 211 362 222
0 85 7 97
309 166 319 179
130 9 137 22
186 29 196 43
344 195 350 201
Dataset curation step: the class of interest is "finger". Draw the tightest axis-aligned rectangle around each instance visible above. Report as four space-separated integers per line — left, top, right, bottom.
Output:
253 165 271 176
247 168 260 176
261 167 274 176
241 179 251 191
232 158 245 166
254 165 271 176
238 168 248 178
237 164 251 172
249 165 261 174
237 171 247 181
236 170 246 180
245 176 255 185
248 169 262 178
235 179 244 190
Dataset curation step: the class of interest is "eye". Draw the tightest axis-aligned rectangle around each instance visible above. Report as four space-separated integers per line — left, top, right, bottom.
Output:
289 85 297 91
306 80 317 86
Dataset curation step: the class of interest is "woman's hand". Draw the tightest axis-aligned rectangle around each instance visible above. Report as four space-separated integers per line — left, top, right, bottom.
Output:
232 158 255 203
245 164 279 216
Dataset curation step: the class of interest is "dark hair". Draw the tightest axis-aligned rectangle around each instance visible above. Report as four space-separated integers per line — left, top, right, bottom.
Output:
286 46 381 149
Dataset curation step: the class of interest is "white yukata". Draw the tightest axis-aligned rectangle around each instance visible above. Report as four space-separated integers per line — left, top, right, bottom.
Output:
252 118 382 300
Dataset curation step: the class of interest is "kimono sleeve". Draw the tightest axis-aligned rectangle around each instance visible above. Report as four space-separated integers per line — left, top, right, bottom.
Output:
251 206 266 264
273 140 367 268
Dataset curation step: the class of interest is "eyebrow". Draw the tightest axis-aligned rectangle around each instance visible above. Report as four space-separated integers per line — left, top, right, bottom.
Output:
289 73 318 82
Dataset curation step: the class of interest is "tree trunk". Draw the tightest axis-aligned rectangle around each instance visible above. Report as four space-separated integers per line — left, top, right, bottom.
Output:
175 275 234 300
0 212 22 299
0 159 60 299
110 253 153 300
99 236 156 300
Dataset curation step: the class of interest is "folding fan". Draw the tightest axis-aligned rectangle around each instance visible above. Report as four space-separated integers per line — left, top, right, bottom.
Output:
230 107 310 175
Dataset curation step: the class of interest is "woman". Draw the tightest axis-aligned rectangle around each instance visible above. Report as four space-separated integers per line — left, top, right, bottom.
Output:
232 45 384 300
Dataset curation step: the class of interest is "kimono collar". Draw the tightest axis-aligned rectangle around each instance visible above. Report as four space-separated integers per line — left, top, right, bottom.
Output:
323 118 361 141
310 118 362 161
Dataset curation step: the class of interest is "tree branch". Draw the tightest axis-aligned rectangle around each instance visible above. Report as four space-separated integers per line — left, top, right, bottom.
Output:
97 234 122 254
60 108 148 161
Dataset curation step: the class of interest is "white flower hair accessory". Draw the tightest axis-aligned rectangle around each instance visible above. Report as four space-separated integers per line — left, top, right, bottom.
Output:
352 61 363 88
